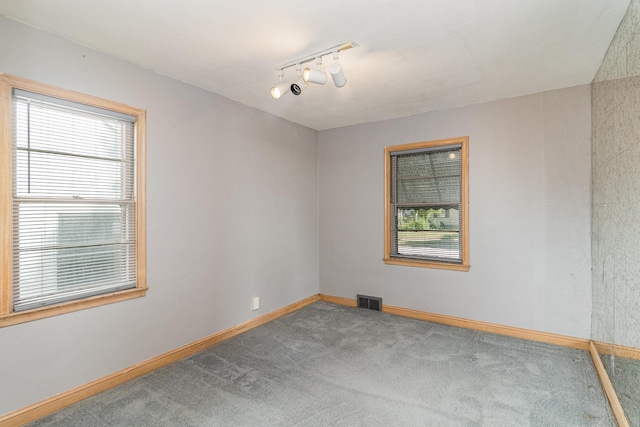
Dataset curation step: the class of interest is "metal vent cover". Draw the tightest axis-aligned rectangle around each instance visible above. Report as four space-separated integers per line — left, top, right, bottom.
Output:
357 294 382 311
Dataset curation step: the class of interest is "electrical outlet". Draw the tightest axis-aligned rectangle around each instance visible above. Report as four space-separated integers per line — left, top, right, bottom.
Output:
251 297 259 311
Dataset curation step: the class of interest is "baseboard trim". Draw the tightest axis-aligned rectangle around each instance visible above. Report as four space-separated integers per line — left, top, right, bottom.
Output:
319 294 590 350
593 341 640 361
0 294 320 427
320 294 357 308
589 341 630 427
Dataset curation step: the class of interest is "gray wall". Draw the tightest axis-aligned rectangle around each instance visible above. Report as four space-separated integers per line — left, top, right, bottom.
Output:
319 86 592 338
592 0 640 348
0 16 319 415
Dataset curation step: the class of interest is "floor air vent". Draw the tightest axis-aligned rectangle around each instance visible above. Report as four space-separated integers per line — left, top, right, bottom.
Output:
357 294 382 311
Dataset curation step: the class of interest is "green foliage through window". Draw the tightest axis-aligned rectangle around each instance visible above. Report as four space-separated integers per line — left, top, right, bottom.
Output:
397 208 445 230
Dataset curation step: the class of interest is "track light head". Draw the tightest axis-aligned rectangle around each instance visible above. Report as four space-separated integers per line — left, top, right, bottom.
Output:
290 78 306 96
271 69 289 99
330 62 346 88
270 82 289 99
303 68 327 85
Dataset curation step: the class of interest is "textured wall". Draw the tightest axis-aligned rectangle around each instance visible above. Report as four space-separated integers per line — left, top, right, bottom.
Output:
319 85 592 339
0 16 319 416
594 0 640 84
592 0 640 348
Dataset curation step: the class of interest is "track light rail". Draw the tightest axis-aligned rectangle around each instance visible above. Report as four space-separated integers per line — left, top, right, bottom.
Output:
274 41 358 72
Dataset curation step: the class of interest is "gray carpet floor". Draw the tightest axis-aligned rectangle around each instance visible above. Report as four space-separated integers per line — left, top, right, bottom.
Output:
28 301 615 426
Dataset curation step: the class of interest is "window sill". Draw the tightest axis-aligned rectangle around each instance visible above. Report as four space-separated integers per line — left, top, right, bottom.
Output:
383 257 470 272
0 287 148 328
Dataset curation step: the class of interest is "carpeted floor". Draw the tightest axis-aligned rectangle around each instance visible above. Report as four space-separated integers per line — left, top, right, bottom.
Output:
28 301 615 426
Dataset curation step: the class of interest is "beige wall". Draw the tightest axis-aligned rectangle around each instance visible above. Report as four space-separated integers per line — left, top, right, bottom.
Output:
319 85 592 338
592 0 640 348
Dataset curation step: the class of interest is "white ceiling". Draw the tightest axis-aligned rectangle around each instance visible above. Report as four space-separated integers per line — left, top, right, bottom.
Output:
0 0 631 131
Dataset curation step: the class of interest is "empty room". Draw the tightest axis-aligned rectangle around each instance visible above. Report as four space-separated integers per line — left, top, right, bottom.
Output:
0 1 639 426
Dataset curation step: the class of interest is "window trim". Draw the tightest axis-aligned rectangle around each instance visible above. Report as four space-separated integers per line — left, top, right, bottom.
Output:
384 136 469 271
0 73 147 327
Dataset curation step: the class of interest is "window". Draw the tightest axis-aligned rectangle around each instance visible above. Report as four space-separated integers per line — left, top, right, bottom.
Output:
384 137 469 271
0 74 147 327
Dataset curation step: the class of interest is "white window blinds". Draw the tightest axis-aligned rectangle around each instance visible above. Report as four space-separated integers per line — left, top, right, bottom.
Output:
11 89 138 311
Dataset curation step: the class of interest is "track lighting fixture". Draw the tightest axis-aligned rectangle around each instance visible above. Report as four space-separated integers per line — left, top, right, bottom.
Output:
303 58 327 85
270 82 289 99
290 64 306 96
329 51 346 88
270 70 289 99
291 79 305 95
270 41 358 99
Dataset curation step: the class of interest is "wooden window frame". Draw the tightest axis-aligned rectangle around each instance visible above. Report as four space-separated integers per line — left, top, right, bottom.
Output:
384 136 469 271
0 74 147 327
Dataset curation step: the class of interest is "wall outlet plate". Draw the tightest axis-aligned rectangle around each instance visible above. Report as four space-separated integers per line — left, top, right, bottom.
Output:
251 297 260 311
